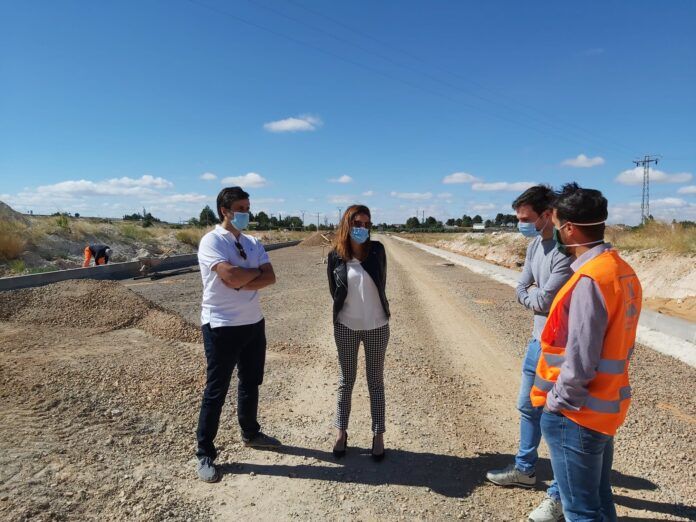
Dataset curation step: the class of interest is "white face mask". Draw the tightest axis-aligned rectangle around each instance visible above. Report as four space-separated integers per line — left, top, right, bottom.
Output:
554 220 606 253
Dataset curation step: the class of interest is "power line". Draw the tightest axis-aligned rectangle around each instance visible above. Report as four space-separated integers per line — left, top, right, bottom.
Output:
632 155 660 224
187 0 634 153
282 0 637 156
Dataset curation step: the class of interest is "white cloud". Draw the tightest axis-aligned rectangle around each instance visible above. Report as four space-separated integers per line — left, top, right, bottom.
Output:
615 167 693 186
200 172 217 181
677 185 696 195
471 202 497 212
328 195 354 204
442 172 480 184
609 200 696 225
472 181 536 192
35 175 173 197
263 115 323 133
254 197 286 204
437 192 453 199
329 175 353 184
362 190 375 197
390 191 433 200
156 193 208 204
220 172 268 188
561 154 605 168
650 197 688 209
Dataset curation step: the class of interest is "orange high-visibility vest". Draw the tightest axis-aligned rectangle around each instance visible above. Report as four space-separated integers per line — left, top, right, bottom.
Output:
530 249 642 436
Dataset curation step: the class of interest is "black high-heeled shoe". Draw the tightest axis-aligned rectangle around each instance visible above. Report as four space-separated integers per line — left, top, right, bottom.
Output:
371 435 385 462
333 432 348 458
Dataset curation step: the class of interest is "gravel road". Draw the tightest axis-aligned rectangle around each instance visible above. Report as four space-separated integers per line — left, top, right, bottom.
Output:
0 237 693 521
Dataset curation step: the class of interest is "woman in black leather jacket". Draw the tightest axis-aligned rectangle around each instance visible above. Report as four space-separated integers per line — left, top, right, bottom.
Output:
327 204 390 461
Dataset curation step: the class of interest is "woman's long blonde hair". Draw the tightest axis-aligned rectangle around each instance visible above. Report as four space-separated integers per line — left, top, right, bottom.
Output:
333 204 371 260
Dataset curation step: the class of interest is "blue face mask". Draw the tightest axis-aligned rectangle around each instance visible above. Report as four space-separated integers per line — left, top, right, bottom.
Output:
231 212 249 231
518 221 540 238
518 215 548 238
350 227 369 244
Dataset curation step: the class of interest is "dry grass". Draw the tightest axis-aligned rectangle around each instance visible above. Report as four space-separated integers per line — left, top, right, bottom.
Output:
606 222 696 254
398 232 458 245
26 217 114 243
0 221 28 261
175 228 208 248
70 219 110 240
118 223 155 242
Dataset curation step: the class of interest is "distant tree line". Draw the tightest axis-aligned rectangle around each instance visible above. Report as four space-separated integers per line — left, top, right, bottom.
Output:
123 211 161 228
188 205 312 230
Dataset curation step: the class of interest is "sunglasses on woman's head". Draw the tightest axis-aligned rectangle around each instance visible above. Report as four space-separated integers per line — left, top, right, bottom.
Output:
234 240 247 260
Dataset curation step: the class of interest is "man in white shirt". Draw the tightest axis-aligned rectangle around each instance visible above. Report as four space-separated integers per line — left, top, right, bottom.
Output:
195 186 279 483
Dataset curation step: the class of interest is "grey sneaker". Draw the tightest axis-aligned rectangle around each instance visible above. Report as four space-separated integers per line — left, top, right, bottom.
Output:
242 432 281 449
197 457 221 483
486 464 536 488
528 496 564 522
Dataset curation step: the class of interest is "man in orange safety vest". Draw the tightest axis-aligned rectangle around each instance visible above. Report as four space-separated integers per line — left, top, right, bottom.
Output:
530 183 642 521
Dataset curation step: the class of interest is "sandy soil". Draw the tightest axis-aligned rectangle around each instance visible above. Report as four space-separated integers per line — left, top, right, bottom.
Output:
0 238 694 521
644 296 696 323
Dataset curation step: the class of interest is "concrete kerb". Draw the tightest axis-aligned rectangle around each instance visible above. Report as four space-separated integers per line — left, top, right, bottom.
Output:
0 240 301 292
390 235 696 368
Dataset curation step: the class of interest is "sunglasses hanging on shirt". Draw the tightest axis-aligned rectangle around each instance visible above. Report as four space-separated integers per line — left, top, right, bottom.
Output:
234 240 247 260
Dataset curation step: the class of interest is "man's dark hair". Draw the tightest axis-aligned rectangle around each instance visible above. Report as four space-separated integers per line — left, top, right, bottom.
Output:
511 184 555 215
216 186 250 222
553 182 608 240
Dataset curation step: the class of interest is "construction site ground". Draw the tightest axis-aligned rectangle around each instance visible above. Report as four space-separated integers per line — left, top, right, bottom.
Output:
0 237 694 521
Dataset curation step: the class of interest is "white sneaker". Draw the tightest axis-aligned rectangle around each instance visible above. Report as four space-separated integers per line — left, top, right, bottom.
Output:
486 464 536 488
528 496 564 522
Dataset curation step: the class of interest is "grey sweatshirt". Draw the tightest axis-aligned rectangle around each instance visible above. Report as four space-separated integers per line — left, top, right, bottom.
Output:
516 237 574 340
545 243 613 413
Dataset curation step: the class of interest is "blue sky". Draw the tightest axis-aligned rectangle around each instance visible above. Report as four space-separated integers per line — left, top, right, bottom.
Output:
1 0 695 225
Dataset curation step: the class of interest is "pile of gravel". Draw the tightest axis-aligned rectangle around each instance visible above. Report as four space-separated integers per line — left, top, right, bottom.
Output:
137 308 201 343
0 279 201 342
299 231 334 247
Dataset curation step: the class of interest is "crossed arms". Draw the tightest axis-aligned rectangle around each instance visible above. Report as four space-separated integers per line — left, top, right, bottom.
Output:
213 262 276 291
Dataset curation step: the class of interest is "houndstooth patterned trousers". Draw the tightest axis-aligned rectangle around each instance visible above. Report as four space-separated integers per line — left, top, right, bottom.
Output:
333 322 390 434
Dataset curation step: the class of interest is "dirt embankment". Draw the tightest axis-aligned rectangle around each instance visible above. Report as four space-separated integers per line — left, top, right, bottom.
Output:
408 232 696 322
0 201 313 277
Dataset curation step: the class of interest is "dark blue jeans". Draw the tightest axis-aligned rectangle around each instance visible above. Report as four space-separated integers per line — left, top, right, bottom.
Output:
196 319 266 460
541 411 616 522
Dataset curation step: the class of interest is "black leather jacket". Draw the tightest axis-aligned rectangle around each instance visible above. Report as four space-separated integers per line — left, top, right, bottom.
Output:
327 240 390 324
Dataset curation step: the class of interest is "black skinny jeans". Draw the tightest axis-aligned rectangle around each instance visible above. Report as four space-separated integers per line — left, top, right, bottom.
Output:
196 319 266 460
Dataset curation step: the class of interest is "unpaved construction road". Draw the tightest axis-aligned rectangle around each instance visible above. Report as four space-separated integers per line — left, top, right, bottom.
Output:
1 236 694 521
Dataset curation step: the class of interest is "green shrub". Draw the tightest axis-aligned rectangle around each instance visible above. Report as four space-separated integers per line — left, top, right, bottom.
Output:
8 259 26 273
56 214 69 229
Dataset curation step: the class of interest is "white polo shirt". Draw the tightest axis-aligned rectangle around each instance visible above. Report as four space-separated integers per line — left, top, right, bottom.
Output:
198 225 270 328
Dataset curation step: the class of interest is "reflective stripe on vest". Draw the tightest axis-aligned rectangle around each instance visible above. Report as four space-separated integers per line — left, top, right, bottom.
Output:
542 346 635 375
534 374 554 392
584 386 632 414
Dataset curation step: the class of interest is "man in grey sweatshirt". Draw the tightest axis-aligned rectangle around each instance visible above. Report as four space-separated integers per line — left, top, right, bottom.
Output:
486 185 573 522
